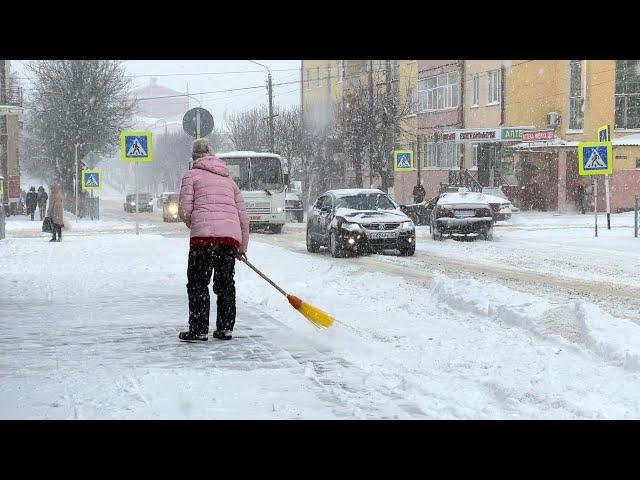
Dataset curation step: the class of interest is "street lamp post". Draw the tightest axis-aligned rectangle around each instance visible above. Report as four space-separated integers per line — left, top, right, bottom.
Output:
249 60 275 152
75 142 83 219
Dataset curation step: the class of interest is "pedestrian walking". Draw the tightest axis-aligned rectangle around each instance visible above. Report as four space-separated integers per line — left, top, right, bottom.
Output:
37 186 48 220
26 186 38 221
47 184 64 242
413 181 426 204
178 138 250 342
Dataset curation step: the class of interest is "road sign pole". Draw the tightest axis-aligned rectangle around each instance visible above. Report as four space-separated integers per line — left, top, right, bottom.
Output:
135 162 139 236
593 177 598 238
196 109 201 138
75 143 79 220
605 174 611 230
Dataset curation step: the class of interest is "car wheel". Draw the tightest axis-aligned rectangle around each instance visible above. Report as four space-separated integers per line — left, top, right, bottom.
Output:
329 230 345 258
306 229 320 253
430 222 442 241
399 242 416 256
482 229 494 241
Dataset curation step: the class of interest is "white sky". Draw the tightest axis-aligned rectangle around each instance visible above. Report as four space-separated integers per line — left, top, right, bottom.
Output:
9 60 301 130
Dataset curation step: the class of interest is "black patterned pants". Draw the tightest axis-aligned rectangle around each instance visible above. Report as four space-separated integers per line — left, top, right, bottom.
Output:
187 243 237 334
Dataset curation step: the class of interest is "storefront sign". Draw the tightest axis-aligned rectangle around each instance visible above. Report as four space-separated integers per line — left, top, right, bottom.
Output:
501 128 530 141
440 127 534 143
522 129 555 141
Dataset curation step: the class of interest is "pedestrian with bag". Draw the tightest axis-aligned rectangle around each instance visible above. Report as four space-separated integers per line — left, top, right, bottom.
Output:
37 186 48 220
178 138 250 342
47 184 64 242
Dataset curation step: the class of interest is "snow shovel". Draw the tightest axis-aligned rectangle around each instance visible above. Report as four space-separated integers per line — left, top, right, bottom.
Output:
240 257 334 329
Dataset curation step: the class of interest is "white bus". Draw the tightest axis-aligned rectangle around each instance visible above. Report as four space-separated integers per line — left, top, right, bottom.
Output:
216 151 287 233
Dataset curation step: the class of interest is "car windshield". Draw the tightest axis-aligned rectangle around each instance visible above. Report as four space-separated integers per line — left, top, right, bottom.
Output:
167 194 179 202
335 193 396 211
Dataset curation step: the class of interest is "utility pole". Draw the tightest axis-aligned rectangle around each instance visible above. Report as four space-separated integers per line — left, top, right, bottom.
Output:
384 60 392 192
368 60 374 186
268 73 274 152
249 60 275 152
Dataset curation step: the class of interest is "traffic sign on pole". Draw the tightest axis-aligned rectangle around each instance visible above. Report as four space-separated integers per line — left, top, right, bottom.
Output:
393 150 414 172
81 169 103 191
578 142 613 176
120 131 153 163
183 107 214 138
598 124 611 142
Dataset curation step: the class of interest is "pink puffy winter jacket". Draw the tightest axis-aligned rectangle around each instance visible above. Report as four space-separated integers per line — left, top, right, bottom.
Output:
179 156 250 254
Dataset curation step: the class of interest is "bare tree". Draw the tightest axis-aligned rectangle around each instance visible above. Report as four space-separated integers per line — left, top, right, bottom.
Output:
24 60 135 205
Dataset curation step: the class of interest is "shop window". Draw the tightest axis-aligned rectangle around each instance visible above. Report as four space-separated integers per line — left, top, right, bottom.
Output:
569 60 584 130
423 142 463 168
636 157 640 169
471 144 478 167
615 60 640 129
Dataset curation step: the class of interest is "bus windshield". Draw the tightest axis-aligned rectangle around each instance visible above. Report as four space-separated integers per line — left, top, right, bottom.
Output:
222 157 284 192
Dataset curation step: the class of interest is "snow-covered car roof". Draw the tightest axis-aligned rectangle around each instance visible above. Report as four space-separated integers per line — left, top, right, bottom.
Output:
437 192 491 207
326 188 386 197
217 151 283 160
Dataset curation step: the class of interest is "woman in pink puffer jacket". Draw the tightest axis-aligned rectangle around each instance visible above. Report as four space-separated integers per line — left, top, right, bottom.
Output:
178 138 249 342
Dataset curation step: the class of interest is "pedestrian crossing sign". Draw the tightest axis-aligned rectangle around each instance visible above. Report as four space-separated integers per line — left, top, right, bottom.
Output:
578 141 613 176
120 131 153 163
394 150 414 172
81 169 103 191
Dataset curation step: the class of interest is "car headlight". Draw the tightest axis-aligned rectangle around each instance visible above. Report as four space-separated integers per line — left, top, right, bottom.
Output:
168 205 178 214
129 202 135 206
402 221 414 229
148 201 153 206
341 222 362 232
275 207 283 213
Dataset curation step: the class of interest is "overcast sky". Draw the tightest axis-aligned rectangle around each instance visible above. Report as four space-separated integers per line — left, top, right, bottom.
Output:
10 60 301 130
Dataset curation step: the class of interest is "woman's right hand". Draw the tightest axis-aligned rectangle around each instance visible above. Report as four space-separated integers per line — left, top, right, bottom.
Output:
236 252 247 262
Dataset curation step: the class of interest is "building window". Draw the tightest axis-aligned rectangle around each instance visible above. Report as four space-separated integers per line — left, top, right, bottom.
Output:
487 69 501 104
316 66 321 87
418 71 459 112
305 69 310 89
376 60 386 71
569 60 584 130
615 60 640 130
472 74 479 106
337 60 345 83
390 60 400 80
407 86 417 114
423 142 463 168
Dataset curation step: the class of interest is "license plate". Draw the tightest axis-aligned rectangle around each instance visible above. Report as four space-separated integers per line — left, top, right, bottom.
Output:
249 215 261 221
456 209 475 217
368 231 396 239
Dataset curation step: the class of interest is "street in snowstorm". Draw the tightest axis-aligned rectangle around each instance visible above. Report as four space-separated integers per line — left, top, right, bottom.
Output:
2 59 640 419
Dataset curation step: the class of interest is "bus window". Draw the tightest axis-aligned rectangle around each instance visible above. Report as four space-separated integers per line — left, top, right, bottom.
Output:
251 157 283 192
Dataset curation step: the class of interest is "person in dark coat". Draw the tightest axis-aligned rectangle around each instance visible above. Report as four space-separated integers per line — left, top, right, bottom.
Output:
47 184 64 242
25 187 38 221
413 181 426 204
37 186 48 220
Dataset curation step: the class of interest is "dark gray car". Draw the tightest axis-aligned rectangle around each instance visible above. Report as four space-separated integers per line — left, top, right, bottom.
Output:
306 189 416 257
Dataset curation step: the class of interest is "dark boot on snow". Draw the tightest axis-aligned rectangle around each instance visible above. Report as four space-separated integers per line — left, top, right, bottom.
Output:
212 329 232 340
179 331 208 342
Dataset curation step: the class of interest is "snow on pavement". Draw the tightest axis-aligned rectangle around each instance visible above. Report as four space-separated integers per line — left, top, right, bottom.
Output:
2 216 640 419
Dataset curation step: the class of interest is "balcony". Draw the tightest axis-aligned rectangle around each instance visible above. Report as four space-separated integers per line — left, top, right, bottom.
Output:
3 85 23 107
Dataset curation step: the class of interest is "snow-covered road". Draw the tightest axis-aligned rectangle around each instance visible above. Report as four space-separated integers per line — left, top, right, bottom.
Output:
2 209 640 419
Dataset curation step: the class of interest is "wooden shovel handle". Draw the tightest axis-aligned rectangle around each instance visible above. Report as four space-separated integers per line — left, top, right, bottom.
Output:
241 258 289 298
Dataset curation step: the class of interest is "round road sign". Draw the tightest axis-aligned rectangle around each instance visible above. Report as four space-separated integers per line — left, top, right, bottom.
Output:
182 107 214 138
